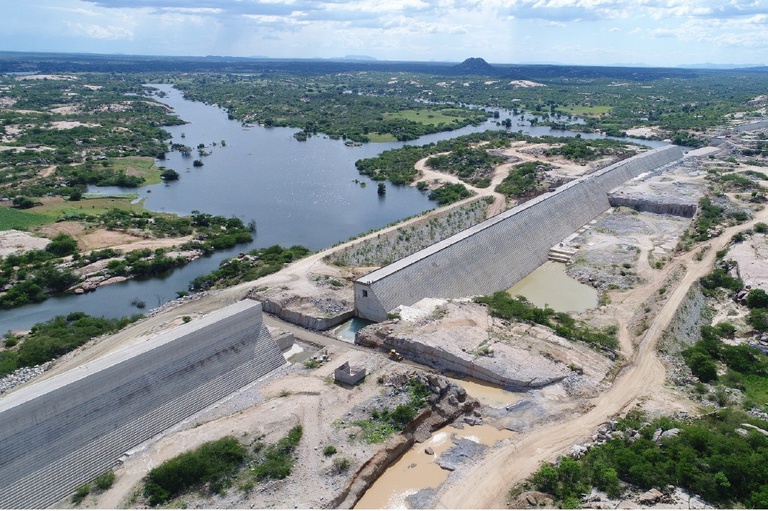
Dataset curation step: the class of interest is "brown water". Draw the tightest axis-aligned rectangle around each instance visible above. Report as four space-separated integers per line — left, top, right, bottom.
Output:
447 377 523 409
507 260 598 313
354 378 521 509
355 424 515 509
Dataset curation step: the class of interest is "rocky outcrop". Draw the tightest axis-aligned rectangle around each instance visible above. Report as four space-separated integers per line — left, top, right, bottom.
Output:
357 322 570 390
261 298 353 331
608 189 698 217
331 373 478 508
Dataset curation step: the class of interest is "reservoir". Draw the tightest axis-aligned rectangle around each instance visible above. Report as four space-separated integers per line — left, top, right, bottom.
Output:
0 86 656 330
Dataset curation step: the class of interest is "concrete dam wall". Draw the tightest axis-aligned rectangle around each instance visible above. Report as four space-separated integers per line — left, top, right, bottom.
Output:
0 300 285 509
354 145 684 321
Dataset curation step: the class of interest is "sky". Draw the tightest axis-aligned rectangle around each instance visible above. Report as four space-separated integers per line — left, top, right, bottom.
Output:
1 0 767 68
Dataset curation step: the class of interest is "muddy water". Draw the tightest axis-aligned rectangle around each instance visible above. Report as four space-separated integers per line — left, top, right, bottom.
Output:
507 260 598 313
447 376 523 409
354 424 515 509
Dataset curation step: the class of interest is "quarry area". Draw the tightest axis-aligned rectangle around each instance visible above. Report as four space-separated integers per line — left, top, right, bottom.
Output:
4 125 768 510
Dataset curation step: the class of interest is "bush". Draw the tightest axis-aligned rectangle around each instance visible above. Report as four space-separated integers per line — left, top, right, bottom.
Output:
143 436 246 506
45 233 78 257
93 471 116 490
322 445 337 457
331 457 351 474
746 289 768 309
252 425 303 481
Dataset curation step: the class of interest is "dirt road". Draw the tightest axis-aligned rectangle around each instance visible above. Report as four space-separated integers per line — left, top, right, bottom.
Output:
433 208 768 508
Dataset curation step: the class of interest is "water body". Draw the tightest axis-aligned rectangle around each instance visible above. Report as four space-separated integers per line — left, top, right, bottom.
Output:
507 260 598 313
334 317 375 342
355 423 516 509
0 86 658 330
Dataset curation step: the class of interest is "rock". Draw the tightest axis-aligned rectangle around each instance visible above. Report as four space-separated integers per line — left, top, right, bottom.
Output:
424 447 434 455
447 394 459 406
610 430 625 440
659 428 681 441
464 416 483 426
508 491 554 509
652 428 663 442
638 488 663 504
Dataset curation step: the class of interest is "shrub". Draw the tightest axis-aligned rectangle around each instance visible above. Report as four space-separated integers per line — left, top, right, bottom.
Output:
45 233 78 257
143 436 246 506
746 289 768 309
323 445 338 457
252 425 303 481
331 457 351 474
93 471 116 490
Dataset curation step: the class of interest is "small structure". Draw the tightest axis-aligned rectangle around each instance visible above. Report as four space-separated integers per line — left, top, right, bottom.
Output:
334 361 366 385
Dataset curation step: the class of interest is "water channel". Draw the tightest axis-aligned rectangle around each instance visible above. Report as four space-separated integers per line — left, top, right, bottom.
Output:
0 85 665 331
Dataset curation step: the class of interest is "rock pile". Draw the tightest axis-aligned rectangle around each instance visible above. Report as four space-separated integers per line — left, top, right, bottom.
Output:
0 362 52 394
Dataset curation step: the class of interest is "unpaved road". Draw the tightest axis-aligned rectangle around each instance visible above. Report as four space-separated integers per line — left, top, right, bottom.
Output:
433 208 768 508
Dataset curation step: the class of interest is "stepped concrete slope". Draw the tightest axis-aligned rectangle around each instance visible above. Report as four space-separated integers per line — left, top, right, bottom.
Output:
354 145 684 321
0 300 285 509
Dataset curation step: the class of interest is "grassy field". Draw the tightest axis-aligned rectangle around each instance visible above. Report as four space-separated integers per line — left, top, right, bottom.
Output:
384 109 476 126
108 156 163 185
367 133 398 142
29 196 146 221
0 206 51 230
560 105 613 116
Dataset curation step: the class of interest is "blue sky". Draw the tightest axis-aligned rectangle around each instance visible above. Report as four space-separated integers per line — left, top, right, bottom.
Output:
2 0 767 67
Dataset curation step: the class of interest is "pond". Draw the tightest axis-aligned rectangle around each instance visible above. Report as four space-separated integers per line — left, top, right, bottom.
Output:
507 260 599 313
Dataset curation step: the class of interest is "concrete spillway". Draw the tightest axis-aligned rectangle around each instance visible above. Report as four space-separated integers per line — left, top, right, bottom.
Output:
354 145 684 321
0 300 285 509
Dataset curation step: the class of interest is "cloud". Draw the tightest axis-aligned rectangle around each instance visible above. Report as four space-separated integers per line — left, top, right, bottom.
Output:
66 22 134 40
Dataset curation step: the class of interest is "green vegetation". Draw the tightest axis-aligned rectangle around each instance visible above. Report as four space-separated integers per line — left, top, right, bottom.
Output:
495 160 550 199
525 410 768 508
0 312 140 377
72 471 117 504
427 183 474 205
355 130 511 185
0 206 50 230
190 244 311 291
252 425 303 481
351 378 432 443
174 75 488 143
475 292 618 352
425 146 506 186
543 138 636 163
143 436 246 506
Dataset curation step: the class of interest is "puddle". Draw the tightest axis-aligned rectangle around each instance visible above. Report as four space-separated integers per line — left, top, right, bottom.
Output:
354 424 515 509
446 376 523 409
334 317 374 342
507 260 598 313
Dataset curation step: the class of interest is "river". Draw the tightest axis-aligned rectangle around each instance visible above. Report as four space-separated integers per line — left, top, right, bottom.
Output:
0 86 667 331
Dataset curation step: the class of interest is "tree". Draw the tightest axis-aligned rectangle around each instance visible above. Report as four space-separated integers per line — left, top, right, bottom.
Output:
45 234 78 257
377 182 386 195
12 196 36 209
746 288 768 309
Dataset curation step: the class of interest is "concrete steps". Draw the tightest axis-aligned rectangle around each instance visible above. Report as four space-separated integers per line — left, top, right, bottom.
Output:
548 246 578 263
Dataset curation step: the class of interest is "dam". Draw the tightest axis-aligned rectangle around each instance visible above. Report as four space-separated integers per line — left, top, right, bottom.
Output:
354 145 685 321
0 300 285 509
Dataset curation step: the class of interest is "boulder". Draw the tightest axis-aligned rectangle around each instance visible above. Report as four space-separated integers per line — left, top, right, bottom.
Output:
638 488 663 505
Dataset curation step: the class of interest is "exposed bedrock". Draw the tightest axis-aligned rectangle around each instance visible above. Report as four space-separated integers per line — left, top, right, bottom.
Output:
607 189 698 217
263 299 354 331
332 373 478 509
357 323 571 390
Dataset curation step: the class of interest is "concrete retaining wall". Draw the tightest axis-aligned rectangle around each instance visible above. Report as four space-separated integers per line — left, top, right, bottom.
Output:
0 300 285 509
354 145 684 321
